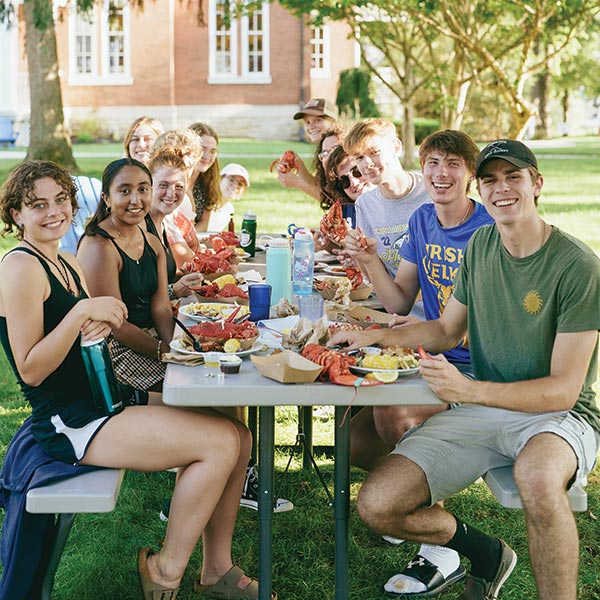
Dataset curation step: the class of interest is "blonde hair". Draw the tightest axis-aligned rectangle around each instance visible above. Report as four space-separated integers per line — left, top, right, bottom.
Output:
151 130 203 168
123 117 164 158
343 118 397 156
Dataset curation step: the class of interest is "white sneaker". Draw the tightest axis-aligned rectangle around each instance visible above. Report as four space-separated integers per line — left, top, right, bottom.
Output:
382 535 406 545
241 465 294 513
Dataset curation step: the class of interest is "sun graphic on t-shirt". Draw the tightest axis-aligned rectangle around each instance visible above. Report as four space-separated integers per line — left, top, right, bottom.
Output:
523 290 543 314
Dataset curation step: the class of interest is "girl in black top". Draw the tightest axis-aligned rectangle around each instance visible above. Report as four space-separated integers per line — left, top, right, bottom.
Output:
78 158 173 392
0 159 259 600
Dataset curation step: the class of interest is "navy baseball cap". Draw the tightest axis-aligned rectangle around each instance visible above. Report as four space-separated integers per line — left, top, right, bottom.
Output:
475 139 538 178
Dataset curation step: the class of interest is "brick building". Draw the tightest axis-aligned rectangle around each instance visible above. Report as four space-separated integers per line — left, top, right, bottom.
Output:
0 1 358 143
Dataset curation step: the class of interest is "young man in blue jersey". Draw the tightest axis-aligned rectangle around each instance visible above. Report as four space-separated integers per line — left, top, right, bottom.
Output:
331 139 600 600
345 129 493 597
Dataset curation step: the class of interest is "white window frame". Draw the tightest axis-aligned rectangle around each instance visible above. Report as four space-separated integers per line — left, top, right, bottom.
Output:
310 24 331 79
208 0 239 83
68 0 132 86
208 0 271 85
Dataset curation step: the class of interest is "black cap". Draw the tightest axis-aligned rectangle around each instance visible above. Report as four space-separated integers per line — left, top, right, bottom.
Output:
475 139 538 178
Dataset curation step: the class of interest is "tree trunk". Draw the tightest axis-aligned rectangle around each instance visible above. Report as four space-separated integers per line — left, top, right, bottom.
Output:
531 69 550 139
401 100 416 170
23 0 77 170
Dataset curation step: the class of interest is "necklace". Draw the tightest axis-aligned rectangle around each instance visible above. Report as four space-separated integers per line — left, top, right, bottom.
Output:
438 200 472 229
398 172 416 199
538 220 548 252
23 239 74 295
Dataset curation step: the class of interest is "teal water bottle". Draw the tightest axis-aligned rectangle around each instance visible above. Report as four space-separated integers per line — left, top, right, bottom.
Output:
240 211 257 257
80 337 123 415
266 238 292 306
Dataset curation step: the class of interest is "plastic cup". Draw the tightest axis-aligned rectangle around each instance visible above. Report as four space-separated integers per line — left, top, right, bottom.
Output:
249 284 272 322
203 352 221 378
298 294 324 322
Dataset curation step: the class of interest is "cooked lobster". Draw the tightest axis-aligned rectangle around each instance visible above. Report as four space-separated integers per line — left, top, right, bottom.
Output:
319 201 348 247
301 344 382 387
270 150 298 174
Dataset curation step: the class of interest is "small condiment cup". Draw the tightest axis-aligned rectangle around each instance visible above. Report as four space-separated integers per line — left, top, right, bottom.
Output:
219 354 242 374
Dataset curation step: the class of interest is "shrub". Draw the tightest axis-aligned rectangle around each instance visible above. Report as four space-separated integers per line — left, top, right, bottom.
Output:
393 118 440 144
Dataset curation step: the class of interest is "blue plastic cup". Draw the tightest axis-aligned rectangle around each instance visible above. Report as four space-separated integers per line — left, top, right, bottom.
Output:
249 284 272 321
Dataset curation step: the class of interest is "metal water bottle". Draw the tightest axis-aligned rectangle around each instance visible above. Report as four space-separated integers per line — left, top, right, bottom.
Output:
240 211 257 257
80 337 123 415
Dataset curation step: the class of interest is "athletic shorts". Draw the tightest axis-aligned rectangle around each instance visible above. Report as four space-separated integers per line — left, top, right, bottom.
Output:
391 404 599 506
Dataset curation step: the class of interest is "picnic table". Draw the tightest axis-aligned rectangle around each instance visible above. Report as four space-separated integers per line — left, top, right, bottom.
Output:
163 316 442 600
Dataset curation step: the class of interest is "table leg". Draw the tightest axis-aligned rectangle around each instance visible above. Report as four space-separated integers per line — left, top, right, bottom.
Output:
334 406 350 600
258 406 274 600
248 406 258 465
302 405 313 470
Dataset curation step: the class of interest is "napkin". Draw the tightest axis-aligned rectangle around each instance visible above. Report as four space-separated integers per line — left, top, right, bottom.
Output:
161 352 204 366
238 269 263 283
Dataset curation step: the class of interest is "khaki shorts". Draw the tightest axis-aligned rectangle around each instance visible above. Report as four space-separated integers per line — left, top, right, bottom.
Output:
392 404 599 506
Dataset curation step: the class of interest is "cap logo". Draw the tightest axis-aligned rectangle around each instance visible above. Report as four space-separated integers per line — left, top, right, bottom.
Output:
481 140 510 160
306 99 319 108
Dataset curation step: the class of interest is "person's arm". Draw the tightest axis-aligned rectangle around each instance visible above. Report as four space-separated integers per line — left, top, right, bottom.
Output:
194 208 211 233
78 235 166 358
328 295 468 352
1 252 126 386
277 154 320 200
147 236 175 345
420 330 598 413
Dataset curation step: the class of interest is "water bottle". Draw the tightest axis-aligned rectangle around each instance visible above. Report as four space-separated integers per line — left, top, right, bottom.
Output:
292 229 315 295
240 211 257 257
266 238 292 306
80 337 124 416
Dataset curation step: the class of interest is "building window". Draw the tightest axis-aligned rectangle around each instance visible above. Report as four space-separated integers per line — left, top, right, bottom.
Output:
209 0 271 84
68 0 132 85
311 25 330 78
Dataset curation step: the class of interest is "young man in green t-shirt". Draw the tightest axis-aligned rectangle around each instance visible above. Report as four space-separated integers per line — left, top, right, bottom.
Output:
329 139 600 600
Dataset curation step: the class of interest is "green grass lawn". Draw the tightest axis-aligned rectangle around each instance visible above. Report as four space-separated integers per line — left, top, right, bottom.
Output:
0 137 599 599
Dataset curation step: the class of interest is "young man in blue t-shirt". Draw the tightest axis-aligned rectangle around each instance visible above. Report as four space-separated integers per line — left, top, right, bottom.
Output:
345 130 493 597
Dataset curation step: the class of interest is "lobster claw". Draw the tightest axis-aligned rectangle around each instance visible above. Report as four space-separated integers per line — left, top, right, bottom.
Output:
331 374 383 387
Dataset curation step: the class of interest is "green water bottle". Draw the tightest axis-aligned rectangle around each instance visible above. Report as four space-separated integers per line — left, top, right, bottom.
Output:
240 211 257 257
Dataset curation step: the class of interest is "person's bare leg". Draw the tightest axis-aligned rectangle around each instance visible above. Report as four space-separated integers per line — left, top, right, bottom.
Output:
199 418 253 587
81 405 242 589
350 407 393 471
514 433 579 600
357 454 457 544
373 405 448 447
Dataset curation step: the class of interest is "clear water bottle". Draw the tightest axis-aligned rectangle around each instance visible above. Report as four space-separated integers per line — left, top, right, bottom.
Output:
292 229 315 295
240 211 257 257
80 337 124 416
266 238 292 306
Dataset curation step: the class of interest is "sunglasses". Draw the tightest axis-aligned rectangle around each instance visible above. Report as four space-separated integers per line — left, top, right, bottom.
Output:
338 166 362 189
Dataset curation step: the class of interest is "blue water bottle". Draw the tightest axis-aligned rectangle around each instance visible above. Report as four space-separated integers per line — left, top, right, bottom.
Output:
80 337 124 415
265 238 292 306
292 229 315 295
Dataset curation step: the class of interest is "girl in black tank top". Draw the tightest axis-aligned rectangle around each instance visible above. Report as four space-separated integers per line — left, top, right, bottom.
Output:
1 160 257 598
77 160 174 392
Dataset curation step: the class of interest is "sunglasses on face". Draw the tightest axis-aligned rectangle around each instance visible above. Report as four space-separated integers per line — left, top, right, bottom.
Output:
338 166 362 189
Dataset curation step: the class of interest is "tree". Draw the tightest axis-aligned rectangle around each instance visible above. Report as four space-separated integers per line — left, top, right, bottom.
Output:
336 68 380 120
278 0 600 141
20 0 77 169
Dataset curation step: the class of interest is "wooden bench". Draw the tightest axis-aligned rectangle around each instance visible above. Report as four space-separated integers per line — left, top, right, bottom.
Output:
26 468 124 600
483 466 587 512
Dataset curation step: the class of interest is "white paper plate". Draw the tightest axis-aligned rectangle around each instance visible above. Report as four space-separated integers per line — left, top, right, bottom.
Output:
314 251 338 263
169 339 263 357
349 365 420 377
179 303 249 321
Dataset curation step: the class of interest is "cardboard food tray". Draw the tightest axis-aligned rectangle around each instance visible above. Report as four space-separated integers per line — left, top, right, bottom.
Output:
251 350 323 383
346 305 393 326
201 268 237 281
315 276 373 301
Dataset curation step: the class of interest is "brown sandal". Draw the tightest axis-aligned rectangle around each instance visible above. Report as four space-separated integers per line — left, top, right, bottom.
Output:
138 547 180 600
194 565 277 600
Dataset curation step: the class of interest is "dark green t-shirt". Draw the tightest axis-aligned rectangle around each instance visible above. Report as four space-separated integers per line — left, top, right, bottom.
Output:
453 224 600 432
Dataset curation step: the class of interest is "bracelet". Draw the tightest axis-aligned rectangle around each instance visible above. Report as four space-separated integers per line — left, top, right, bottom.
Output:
157 340 164 362
167 283 175 300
